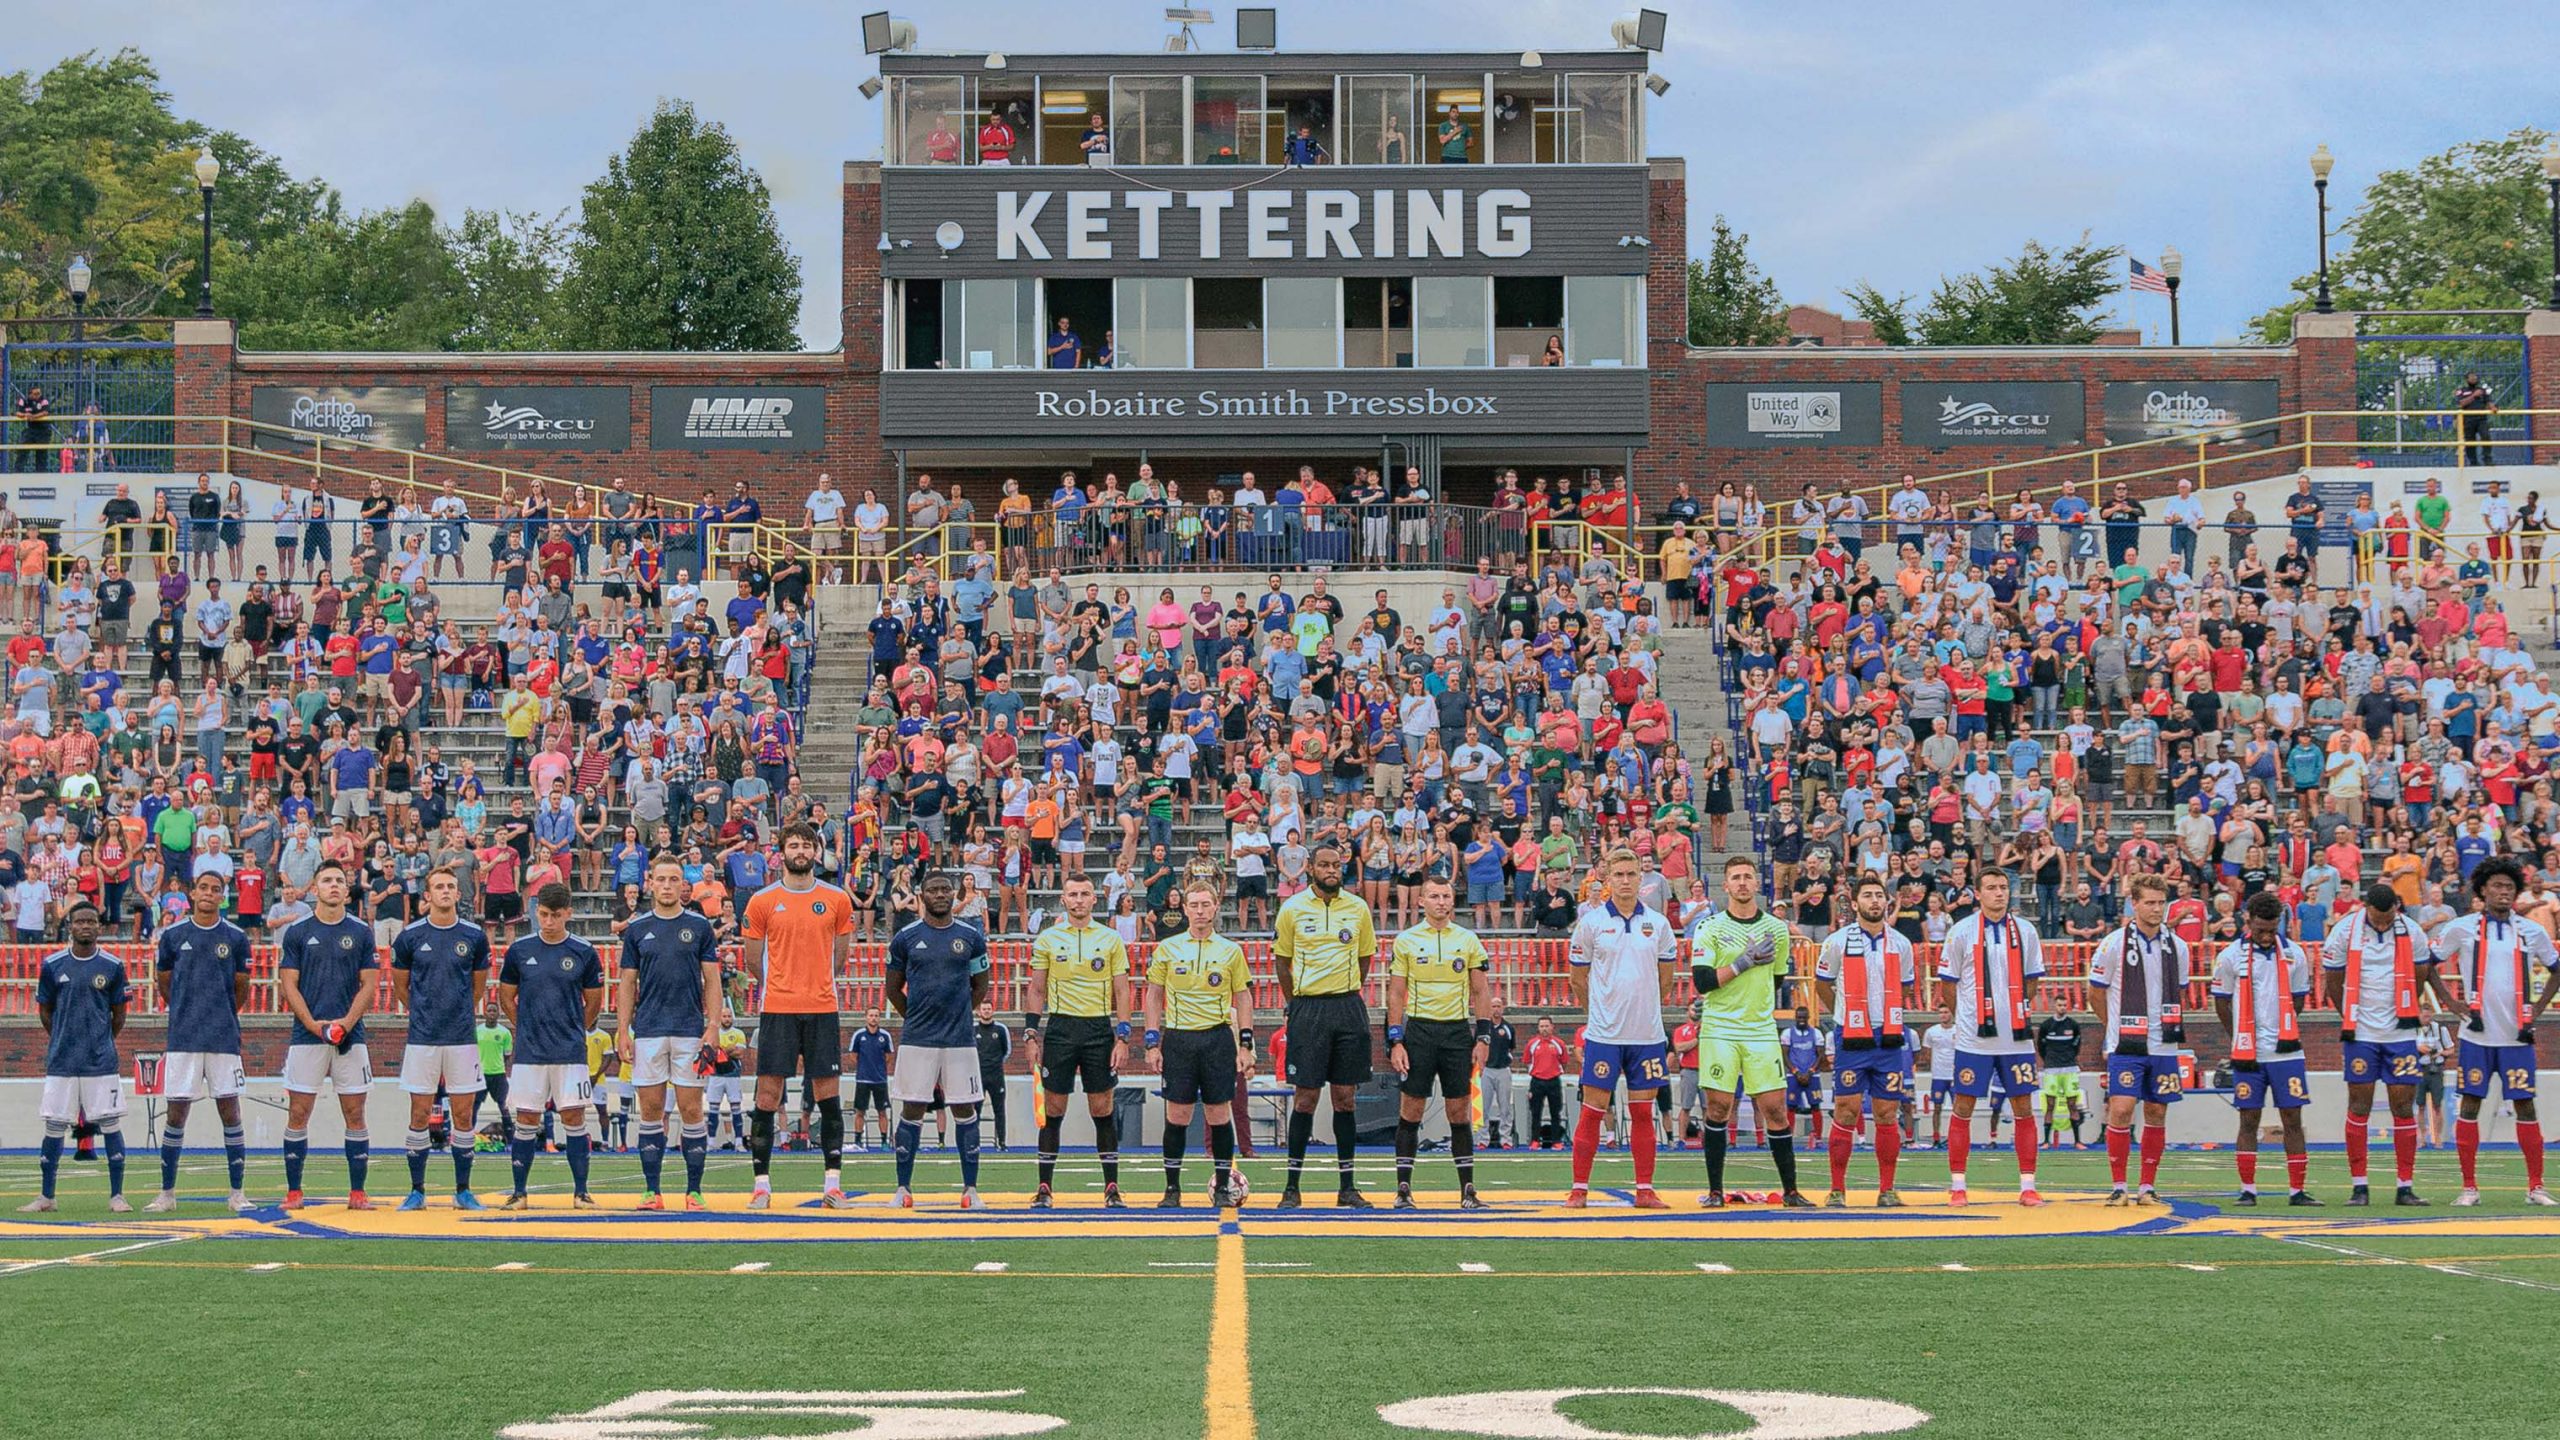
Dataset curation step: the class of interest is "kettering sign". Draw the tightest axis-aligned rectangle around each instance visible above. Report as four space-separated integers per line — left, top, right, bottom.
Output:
649 386 827 451
249 386 426 453
1899 381 2084 447
445 386 630 451
880 369 1647 442
1704 383 1883 448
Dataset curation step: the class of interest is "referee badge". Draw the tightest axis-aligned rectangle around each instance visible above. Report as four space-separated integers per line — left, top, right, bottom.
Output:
1337 927 1353 943
1090 957 1105 971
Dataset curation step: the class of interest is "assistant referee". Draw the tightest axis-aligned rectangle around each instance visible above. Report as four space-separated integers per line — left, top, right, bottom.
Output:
1023 875 1134 1209
1145 880 1254 1209
1272 842 1378 1210
1387 875 1494 1211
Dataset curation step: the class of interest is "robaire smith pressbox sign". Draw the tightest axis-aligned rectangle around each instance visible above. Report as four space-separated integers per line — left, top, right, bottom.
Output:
879 369 1648 443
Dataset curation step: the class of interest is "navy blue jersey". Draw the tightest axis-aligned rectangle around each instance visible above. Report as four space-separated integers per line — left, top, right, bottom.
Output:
37 949 126 1077
391 919 491 1047
885 919 989 1049
619 908 720 1039
500 934 605 1066
277 912 380 1047
155 918 251 1055
849 1026 895 1083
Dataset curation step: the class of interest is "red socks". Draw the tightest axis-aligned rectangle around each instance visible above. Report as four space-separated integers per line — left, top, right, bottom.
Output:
1947 1123 1970 1184
2236 1151 2258 1189
2106 1125 2131 1187
2286 1152 2309 1194
2457 1118 2481 1189
2013 1125 2037 1186
1828 1122 1855 1192
1570 1104 1605 1188
2140 1126 2166 1189
1630 1114 1658 1189
2392 1118 2418 1187
2522 1121 2546 1191
2345 1112 2370 1182
1876 1125 1901 1191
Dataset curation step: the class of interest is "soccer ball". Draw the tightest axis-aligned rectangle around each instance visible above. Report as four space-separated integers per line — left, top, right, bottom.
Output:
1229 1171 1251 1203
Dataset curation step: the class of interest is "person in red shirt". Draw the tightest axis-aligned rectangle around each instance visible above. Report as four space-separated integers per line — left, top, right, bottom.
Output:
1523 1017 1570 1150
2209 641 2248 695
1670 1004 1703 1151
2166 883 2208 950
234 862 267 933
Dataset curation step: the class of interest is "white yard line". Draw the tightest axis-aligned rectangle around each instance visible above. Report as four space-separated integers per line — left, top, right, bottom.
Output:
0 1233 201 1278
2273 1235 2560 1293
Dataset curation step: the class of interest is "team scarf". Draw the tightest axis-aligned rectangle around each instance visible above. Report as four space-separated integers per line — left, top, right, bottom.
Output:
2230 943 2302 1063
2461 913 2533 1033
2340 910 2421 1043
1838 927 1904 1046
2113 923 2181 1056
1973 914 2029 1041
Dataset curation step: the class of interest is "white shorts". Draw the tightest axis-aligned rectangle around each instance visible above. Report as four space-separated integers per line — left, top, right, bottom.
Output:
705 1076 745 1105
41 1074 123 1124
629 1035 707 1089
890 1045 985 1106
508 1062 592 1114
398 1043 486 1096
162 1051 245 1101
283 1042 374 1095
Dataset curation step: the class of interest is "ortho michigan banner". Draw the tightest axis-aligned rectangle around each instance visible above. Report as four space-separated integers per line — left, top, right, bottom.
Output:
2101 380 2281 444
248 386 428 453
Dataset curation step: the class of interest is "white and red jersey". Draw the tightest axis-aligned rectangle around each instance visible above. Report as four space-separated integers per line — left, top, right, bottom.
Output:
2320 909 2432 1041
2431 910 2557 1047
1814 925 1914 1041
1934 910 2044 1057
1567 901 1677 1046
2210 937 2313 1057
2086 922 2191 1052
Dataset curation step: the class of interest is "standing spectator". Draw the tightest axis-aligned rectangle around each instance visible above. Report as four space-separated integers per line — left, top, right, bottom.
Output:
1435 104 1471 163
9 383 49 473
2455 371 2495 467
2161 479 2203 574
1047 316 1082 370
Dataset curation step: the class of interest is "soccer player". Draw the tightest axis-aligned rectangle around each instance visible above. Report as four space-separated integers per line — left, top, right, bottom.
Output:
2032 997 2086 1149
707 1017 748 1150
975 1003 1012 1152
847 1010 894 1151
2434 857 2560 1206
24 903 128 1213
1781 1006 1825 1143
616 855 724 1210
1919 1016 1956 1149
1567 847 1681 1209
1023 873 1134 1209
2322 883 2437 1206
884 871 993 1208
496 884 606 1209
276 860 380 1210
2211 891 2321 1206
1815 876 1915 1207
1687 855 1808 1208
2088 874 2188 1206
741 822 855 1209
1937 868 2047 1206
1386 875 1495 1211
1145 880 1254 1208
389 868 492 1211
1272 842 1380 1209
147 872 253 1213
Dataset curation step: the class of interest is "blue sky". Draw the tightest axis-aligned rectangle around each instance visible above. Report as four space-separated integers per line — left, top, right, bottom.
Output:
21 0 2545 349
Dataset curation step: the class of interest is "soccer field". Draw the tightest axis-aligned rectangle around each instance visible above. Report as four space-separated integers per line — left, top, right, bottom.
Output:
4 1145 2556 1440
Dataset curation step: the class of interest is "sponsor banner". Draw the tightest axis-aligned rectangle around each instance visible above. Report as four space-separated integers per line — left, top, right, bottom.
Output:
2101 380 2280 445
249 386 427 453
1898 381 2084 447
879 368 1647 441
1704 383 1883 448
650 385 828 452
444 386 631 451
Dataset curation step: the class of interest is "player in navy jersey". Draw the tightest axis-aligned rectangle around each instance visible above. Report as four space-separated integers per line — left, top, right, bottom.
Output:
496 884 607 1209
147 873 254 1213
277 861 381 1210
390 868 493 1211
615 856 724 1210
25 903 128 1212
884 871 993 1208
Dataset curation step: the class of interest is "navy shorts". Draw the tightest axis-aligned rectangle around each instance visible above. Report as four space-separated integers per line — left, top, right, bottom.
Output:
2105 1052 2183 1103
2232 1055 2310 1110
1580 1039 1670 1094
1832 1047 1911 1101
2340 1037 2420 1087
1951 1050 2039 1100
2458 1040 2537 1100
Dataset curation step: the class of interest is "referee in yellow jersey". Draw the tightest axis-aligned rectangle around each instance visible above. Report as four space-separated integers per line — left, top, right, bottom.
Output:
1144 881 1255 1208
1272 842 1379 1209
1023 875 1134 1209
1388 875 1495 1210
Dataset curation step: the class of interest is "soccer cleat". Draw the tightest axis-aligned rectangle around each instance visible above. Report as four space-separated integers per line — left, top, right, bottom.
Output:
453 1191 484 1212
1697 1191 1726 1209
1159 1187 1186 1210
500 1192 531 1211
746 1187 771 1211
636 1194 665 1211
1780 1191 1814 1210
2233 1192 2259 1207
1392 1187 1416 1211
2137 1188 2160 1207
2530 1188 2560 1207
2018 1190 2046 1208
2288 1191 2324 1207
143 1191 180 1214
229 1191 257 1214
960 1187 984 1211
1101 1184 1127 1210
2396 1186 2430 1207
2347 1185 2371 1207
1876 1189 1905 1209
1459 1186 1487 1212
894 1187 914 1209
1277 1187 1304 1210
685 1192 708 1212
1946 1189 1968 1208
572 1193 599 1210
1337 1186 1374 1210
15 1197 55 1214
1825 1191 1850 1209
397 1190 428 1213
1563 1187 1589 1209
1211 1184 1241 1209
281 1190 307 1211
822 1187 848 1210
1031 1185 1055 1210
106 1195 133 1214
2104 1189 2128 1207
2454 1187 2483 1207
345 1191 373 1211
1632 1189 1671 1210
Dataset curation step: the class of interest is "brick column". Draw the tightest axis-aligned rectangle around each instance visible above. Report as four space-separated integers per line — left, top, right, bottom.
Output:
834 160 889 495
172 318 236 475
2291 309 2357 466
2527 309 2560 465
1637 158 1689 512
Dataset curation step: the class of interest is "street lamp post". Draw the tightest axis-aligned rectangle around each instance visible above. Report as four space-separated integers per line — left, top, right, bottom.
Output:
2310 144 2336 313
67 254 92 430
2542 143 2560 310
2160 244 2183 345
194 149 220 318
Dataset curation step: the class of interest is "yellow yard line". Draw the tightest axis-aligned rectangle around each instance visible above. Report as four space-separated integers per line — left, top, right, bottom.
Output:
1204 1219 1256 1440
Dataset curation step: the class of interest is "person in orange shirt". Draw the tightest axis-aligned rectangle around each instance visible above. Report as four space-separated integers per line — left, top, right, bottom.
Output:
1025 782 1062 891
740 822 854 1209
13 529 47 624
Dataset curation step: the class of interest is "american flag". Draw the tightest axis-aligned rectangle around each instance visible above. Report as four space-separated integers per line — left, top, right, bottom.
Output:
2128 257 2172 295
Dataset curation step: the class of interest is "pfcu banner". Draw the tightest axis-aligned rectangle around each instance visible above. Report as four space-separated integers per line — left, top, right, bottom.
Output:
1898 381 2084 448
248 386 427 453
445 386 632 451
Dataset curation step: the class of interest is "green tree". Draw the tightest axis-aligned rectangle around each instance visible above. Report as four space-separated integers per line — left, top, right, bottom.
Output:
224 200 467 351
1686 215 1790 346
555 100 800 351
0 50 199 318
2252 128 2558 341
449 208 567 350
1845 235 2125 345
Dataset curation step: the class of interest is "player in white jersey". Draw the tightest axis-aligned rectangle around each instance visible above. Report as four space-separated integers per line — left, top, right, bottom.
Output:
1918 1020 1958 1148
1563 848 1679 1209
1933 870 2047 1205
2211 891 2321 1205
2086 873 2188 1206
2431 858 2560 1206
1814 876 1916 1206
2319 883 2439 1206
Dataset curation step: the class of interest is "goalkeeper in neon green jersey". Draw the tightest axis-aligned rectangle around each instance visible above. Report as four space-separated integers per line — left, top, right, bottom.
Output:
1687 855 1813 1208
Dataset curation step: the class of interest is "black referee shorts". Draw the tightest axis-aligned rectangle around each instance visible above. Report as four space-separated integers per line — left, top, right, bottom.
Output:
1285 992 1373 1087
1161 1027 1239 1107
1040 1014 1117 1095
1398 1017 1475 1101
755 1011 843 1081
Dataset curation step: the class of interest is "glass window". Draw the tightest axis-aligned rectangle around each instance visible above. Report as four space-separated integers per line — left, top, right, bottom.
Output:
1415 276 1491 367
1566 276 1642 366
1488 76 1556 163
1264 81 1332 165
890 77 971 165
1115 277 1189 369
1110 77 1185 165
1493 277 1562 367
1040 76 1107 165
1425 76 1486 164
1565 74 1636 163
1191 76 1263 166
898 280 943 369
975 80 1034 164
1046 279 1111 367
1342 76 1416 165
1194 278 1263 369
942 278 1040 370
1266 278 1340 367
1344 278 1412 368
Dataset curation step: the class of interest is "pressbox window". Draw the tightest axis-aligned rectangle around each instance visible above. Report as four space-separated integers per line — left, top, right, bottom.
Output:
1039 76 1108 165
1344 277 1413 367
1191 76 1264 165
1565 74 1637 163
1114 277 1190 369
942 277 1040 370
1566 275 1642 367
1415 276 1492 368
1194 278 1265 369
1488 76 1558 164
890 76 971 164
1110 76 1186 164
1263 80 1333 165
1341 75 1417 165
1493 276 1563 368
1264 278 1341 368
